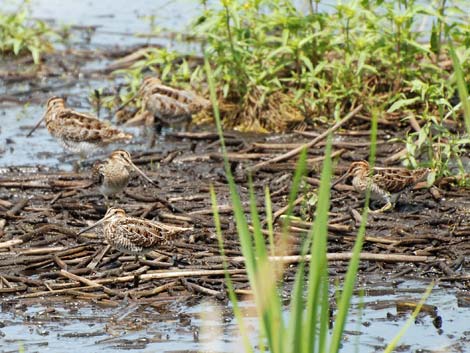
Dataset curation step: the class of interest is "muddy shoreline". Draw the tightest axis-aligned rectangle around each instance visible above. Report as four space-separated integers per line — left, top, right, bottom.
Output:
1 128 469 305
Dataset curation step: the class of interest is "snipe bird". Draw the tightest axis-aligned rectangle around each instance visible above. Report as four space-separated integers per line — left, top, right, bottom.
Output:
78 207 191 261
118 77 211 127
44 97 132 158
93 149 156 202
332 160 429 213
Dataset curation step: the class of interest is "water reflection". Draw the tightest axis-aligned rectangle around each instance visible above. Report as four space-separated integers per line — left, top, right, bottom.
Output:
0 279 468 352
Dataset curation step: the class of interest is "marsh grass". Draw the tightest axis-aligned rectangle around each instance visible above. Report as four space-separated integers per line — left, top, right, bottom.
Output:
106 0 470 178
206 49 422 351
206 54 436 351
0 1 56 64
195 0 469 130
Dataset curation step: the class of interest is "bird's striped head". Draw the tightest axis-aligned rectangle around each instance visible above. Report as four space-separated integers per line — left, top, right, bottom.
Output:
46 96 66 110
347 160 370 177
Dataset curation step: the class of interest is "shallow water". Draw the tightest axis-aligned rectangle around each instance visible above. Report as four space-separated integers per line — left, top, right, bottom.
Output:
0 279 468 352
0 0 204 170
5 0 203 49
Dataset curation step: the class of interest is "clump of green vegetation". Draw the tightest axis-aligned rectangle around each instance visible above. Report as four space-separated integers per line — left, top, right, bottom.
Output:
0 2 56 64
111 48 198 106
194 0 470 131
113 1 468 127
207 58 434 353
108 0 470 176
403 38 470 181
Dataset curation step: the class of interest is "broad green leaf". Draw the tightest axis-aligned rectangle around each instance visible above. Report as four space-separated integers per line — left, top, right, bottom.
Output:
387 97 420 113
12 38 22 55
299 54 314 72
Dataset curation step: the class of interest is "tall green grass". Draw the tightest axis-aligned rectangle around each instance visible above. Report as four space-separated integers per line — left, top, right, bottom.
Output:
448 38 470 134
0 2 56 64
105 0 470 180
206 54 376 351
205 47 441 350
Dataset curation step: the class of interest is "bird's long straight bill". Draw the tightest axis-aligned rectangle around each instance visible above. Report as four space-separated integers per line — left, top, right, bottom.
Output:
78 215 111 235
129 161 157 186
115 93 138 113
331 172 350 188
26 113 46 137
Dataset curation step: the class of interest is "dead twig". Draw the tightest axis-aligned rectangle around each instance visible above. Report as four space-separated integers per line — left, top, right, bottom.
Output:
229 253 437 264
60 269 122 298
181 278 225 299
249 104 363 171
6 198 29 217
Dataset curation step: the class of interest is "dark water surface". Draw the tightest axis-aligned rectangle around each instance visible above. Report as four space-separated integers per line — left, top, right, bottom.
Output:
0 279 468 352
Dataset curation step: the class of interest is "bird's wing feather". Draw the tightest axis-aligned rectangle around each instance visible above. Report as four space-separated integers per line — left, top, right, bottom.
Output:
54 110 132 142
115 219 168 248
144 93 191 117
372 167 428 193
142 81 209 114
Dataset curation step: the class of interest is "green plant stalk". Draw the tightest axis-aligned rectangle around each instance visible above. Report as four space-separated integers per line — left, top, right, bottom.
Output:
253 175 282 344
279 152 308 252
328 204 369 353
265 150 311 353
282 146 330 353
437 0 447 57
318 271 330 353
448 39 470 135
249 177 267 260
264 186 275 257
248 177 283 352
303 136 333 353
285 235 307 353
395 21 402 91
383 282 435 353
280 149 309 353
222 2 246 98
207 49 269 351
210 186 254 353
205 55 256 278
206 53 285 353
308 0 314 15
329 109 378 353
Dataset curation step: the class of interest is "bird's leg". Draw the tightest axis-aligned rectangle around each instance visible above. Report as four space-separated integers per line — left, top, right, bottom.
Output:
154 115 163 135
369 194 393 214
72 160 81 173
133 255 141 288
393 186 413 205
394 192 403 204
104 195 109 208
369 202 393 214
133 274 140 288
144 112 156 148
183 115 192 132
74 152 87 172
144 110 155 127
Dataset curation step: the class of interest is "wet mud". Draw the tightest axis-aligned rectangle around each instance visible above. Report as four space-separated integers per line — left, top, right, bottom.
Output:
1 129 469 302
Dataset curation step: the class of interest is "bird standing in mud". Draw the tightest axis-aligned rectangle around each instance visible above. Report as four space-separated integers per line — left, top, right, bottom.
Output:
78 207 191 262
118 77 211 128
42 97 133 159
333 160 430 213
92 149 157 203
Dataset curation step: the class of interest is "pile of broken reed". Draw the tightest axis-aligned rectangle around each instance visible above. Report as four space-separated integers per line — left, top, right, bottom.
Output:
0 125 469 305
